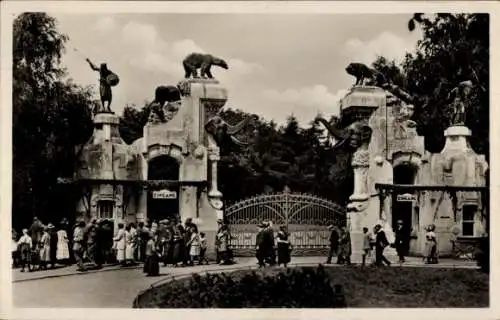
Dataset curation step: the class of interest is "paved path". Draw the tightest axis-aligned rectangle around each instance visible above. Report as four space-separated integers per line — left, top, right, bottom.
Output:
12 256 478 308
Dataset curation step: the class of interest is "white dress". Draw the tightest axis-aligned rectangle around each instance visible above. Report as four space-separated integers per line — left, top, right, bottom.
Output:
189 233 201 256
56 230 70 260
125 230 135 260
114 229 126 262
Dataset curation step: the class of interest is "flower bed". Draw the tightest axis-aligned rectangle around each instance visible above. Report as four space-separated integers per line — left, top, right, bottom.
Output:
134 265 489 308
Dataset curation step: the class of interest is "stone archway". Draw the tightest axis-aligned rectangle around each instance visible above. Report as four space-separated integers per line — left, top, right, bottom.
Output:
147 155 180 222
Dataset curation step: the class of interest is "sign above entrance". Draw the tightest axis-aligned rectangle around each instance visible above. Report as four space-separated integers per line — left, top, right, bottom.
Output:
152 189 177 199
397 193 416 202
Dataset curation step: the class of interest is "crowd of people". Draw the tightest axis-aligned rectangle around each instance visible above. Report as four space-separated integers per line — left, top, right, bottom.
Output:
11 216 235 276
12 216 440 274
324 220 440 266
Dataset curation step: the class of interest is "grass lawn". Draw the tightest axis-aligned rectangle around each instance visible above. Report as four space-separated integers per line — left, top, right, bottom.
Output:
135 266 489 308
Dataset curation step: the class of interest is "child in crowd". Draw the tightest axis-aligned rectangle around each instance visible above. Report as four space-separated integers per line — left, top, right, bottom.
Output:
144 232 160 277
362 227 373 267
17 229 33 272
199 232 209 265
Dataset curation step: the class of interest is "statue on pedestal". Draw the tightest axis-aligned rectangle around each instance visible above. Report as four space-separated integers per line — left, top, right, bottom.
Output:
86 58 119 113
448 80 473 126
183 53 229 79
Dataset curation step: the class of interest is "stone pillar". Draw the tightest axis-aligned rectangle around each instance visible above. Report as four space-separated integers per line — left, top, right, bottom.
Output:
179 79 227 258
347 147 370 262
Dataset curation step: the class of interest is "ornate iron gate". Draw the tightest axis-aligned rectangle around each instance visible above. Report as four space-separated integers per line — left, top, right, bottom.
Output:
225 188 347 256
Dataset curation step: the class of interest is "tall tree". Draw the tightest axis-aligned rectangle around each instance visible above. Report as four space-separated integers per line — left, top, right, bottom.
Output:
13 13 94 229
403 13 489 157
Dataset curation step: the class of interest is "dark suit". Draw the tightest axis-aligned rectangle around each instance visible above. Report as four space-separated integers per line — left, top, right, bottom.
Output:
375 230 391 266
256 229 266 266
326 229 339 263
394 226 409 262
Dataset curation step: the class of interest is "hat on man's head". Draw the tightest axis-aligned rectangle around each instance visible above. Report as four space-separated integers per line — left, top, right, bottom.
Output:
47 223 55 229
397 220 403 224
327 225 335 230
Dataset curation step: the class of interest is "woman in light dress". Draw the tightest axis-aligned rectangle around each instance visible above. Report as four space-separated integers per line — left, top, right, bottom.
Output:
125 224 136 265
187 225 201 264
216 224 230 265
56 227 70 265
423 224 439 264
39 227 51 270
113 223 126 266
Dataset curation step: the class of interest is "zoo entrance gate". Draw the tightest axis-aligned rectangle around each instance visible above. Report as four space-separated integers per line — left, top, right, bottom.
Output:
225 189 347 256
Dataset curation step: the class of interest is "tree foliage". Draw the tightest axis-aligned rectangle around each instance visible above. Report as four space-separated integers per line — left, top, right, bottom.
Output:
13 13 95 229
372 13 489 157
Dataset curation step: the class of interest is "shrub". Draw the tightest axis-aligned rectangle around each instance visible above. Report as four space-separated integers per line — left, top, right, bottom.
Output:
475 236 489 273
140 265 346 308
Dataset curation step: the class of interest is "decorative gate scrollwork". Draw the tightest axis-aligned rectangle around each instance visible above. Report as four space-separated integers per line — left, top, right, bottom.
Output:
225 188 347 256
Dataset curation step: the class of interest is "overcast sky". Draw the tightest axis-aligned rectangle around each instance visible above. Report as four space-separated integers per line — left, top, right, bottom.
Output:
52 13 422 126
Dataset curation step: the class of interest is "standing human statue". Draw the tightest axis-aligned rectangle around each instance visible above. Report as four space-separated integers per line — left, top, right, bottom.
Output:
86 58 119 113
448 80 474 125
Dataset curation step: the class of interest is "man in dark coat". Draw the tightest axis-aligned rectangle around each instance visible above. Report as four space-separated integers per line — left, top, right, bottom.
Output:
394 220 410 263
374 224 391 266
47 223 58 269
255 223 267 267
326 225 339 264
86 220 98 267
262 221 276 265
183 218 194 266
93 220 105 269
29 217 44 247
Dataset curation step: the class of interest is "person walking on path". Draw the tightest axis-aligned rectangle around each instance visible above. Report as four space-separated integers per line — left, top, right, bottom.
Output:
338 226 352 265
86 220 99 268
39 227 51 270
171 222 184 267
255 223 267 267
60 218 73 264
73 221 87 272
374 224 391 266
136 222 147 262
17 229 33 272
29 217 44 249
128 223 138 264
124 224 136 266
394 220 409 264
187 224 201 265
216 224 231 265
361 227 373 267
198 232 209 265
48 223 58 269
263 221 276 265
56 226 70 265
326 225 339 264
277 226 291 267
424 224 439 264
183 218 194 266
114 223 126 266
143 232 160 277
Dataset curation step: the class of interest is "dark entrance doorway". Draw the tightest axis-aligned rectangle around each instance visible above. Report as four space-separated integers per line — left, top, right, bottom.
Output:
392 164 417 232
147 156 180 222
